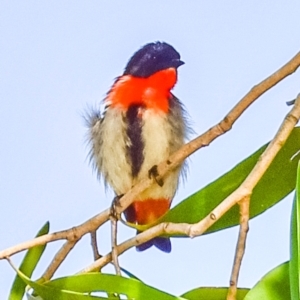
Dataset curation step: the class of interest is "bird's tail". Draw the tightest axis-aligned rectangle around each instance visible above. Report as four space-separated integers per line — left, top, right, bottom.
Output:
136 233 171 253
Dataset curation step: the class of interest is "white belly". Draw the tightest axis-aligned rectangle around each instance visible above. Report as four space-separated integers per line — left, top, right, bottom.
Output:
91 104 185 201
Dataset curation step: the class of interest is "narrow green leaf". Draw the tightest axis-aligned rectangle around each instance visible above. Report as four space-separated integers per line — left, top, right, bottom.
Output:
8 221 50 300
10 265 188 300
160 127 300 234
181 287 249 300
290 162 300 299
9 264 114 299
14 270 106 299
44 273 187 300
244 262 290 300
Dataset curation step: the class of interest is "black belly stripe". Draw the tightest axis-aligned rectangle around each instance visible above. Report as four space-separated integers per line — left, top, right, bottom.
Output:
126 104 144 177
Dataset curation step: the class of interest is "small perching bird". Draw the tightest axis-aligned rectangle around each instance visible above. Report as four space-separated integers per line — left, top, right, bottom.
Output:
88 41 189 252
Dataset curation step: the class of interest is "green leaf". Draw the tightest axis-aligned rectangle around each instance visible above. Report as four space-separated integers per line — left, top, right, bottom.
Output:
10 267 105 300
10 267 188 300
244 262 291 300
290 162 300 299
8 221 50 300
160 127 300 234
45 273 187 300
181 287 249 300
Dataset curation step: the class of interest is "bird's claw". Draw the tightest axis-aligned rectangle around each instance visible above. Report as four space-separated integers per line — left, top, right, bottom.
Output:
110 194 123 220
148 165 164 187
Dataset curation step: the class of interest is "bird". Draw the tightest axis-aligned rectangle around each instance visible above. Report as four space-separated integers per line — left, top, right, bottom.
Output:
88 41 189 252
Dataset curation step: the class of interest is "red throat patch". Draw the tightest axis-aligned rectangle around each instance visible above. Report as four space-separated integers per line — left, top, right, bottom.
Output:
107 68 178 112
124 199 171 225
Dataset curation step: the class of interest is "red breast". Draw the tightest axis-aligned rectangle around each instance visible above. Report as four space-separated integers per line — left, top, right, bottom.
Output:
107 68 178 113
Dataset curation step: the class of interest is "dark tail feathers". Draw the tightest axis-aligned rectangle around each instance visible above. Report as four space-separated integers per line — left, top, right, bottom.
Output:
136 235 171 253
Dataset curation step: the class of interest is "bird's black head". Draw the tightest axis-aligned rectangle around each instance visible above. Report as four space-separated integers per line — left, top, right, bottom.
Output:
124 42 184 78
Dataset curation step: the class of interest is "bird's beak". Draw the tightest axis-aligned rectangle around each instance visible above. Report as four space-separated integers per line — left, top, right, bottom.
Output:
173 59 185 68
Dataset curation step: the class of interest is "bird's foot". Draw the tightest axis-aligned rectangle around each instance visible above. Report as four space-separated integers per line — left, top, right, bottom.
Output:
110 194 123 220
148 165 164 187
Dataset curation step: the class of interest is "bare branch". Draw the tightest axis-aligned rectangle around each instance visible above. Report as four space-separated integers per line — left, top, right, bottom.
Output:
0 209 109 259
41 240 78 281
189 93 300 238
80 93 300 272
1 51 300 284
227 196 250 300
91 231 101 261
113 50 300 216
110 216 121 275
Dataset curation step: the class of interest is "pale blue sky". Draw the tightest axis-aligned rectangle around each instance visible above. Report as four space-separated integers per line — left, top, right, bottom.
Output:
1 1 300 298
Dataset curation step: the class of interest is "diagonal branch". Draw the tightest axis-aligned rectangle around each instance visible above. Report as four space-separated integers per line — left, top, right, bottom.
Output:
1 50 300 281
113 50 300 216
0 208 109 259
80 93 300 272
41 240 78 281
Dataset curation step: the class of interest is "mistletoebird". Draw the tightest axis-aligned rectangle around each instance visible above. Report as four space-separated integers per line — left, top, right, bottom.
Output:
88 41 190 252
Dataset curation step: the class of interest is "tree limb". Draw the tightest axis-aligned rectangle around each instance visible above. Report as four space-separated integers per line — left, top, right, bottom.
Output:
80 93 300 272
227 196 250 300
41 240 78 281
1 50 300 283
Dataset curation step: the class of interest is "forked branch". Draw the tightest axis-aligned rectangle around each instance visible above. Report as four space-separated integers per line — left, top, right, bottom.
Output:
80 93 300 273
1 51 300 284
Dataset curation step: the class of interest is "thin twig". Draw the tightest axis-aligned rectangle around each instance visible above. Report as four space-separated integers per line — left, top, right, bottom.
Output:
0 208 109 259
91 231 101 261
41 240 78 281
110 197 122 275
80 93 300 272
227 196 250 300
110 215 121 275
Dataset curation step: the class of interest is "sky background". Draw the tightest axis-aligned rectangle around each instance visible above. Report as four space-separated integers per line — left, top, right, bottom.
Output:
1 1 300 298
